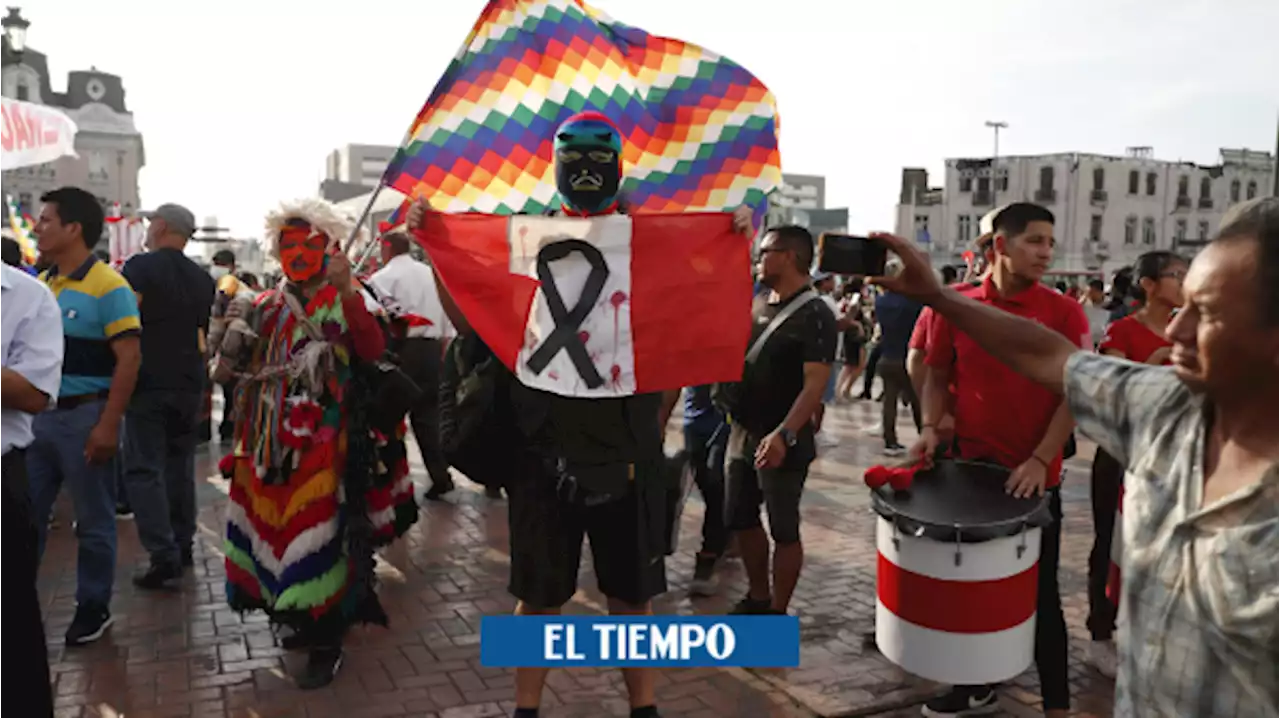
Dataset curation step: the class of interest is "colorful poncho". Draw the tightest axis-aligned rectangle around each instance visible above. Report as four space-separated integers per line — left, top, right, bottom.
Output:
223 283 417 631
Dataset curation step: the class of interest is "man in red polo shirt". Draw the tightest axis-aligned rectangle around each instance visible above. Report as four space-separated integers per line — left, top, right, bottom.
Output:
918 203 1088 718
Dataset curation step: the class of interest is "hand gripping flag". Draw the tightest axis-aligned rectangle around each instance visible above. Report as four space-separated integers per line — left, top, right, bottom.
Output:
413 212 752 398
383 0 782 221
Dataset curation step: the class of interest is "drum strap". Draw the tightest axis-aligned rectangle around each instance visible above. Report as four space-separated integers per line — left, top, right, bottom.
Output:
746 289 820 364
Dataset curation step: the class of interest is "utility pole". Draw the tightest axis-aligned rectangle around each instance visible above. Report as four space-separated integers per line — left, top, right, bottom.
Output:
985 120 1008 206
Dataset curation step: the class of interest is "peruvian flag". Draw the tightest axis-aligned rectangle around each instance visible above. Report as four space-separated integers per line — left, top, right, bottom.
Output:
412 212 752 398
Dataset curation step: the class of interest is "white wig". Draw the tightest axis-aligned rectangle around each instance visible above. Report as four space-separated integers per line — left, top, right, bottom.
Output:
263 198 354 257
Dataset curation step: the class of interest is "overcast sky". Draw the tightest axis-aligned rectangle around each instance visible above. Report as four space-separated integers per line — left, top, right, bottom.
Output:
19 0 1279 237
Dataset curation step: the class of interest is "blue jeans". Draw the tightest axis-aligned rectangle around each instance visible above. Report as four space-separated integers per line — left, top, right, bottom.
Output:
27 400 118 607
684 424 728 557
122 390 201 567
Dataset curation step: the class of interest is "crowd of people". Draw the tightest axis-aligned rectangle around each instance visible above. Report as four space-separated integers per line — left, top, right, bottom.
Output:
1 116 1275 718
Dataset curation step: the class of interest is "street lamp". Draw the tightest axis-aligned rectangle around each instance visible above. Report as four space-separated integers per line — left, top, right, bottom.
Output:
985 120 1008 205
2 7 29 58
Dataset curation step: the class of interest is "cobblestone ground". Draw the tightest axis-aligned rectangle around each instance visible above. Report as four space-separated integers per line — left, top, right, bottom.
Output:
40 395 1116 717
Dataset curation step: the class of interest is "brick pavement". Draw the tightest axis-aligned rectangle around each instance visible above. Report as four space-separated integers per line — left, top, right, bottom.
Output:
38 398 1116 717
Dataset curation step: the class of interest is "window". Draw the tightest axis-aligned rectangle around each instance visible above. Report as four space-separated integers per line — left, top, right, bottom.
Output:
959 177 972 192
1247 181 1258 200
1230 179 1241 202
997 175 1008 191
1174 219 1187 243
15 83 28 101
1124 216 1137 245
1093 167 1105 191
1089 214 1102 241
1198 221 1210 240
1128 170 1140 194
957 214 972 243
1039 166 1055 190
1199 176 1211 198
1146 172 1157 196
1142 217 1156 245
1177 175 1189 198
17 192 32 211
914 214 930 241
977 177 990 193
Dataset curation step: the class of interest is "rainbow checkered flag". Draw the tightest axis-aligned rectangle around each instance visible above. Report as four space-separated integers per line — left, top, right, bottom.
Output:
384 0 782 220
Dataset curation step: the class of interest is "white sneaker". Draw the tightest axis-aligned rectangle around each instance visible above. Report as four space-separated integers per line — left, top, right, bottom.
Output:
863 423 883 438
1087 640 1118 678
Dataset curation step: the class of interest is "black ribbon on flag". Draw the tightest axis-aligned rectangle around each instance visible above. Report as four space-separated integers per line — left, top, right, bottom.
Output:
525 239 609 389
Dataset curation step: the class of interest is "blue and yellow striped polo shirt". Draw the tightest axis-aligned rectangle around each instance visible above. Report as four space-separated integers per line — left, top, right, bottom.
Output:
41 255 141 397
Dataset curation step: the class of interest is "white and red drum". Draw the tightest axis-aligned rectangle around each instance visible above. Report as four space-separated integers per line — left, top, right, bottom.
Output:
872 460 1051 685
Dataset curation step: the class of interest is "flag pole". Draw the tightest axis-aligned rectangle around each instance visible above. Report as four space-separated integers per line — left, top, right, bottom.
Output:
342 183 385 255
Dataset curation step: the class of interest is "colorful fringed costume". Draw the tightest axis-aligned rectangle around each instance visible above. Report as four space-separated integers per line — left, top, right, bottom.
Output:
221 200 418 646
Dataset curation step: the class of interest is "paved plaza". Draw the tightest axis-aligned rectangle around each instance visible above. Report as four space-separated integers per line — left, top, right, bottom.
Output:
40 398 1116 717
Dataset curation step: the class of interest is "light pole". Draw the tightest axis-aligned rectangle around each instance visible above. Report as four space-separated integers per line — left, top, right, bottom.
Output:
0 7 29 212
985 120 1007 206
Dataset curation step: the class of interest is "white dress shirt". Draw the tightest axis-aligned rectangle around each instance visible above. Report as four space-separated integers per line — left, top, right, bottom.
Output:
1 264 64 454
368 253 451 339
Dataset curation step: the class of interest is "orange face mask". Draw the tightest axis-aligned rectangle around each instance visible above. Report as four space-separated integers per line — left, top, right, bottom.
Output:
279 224 328 282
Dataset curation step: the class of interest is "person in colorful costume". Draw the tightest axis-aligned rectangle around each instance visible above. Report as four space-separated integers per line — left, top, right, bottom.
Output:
410 112 753 718
219 199 418 689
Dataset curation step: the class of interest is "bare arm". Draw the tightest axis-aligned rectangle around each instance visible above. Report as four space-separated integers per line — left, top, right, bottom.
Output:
1031 401 1075 465
920 360 952 428
929 286 1078 394
906 348 927 400
1 367 50 414
780 362 831 435
100 336 141 430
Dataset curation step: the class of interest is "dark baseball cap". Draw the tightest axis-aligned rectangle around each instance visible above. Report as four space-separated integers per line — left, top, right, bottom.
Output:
140 203 196 239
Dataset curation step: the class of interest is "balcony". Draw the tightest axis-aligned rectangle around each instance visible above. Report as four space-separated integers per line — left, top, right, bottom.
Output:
1090 189 1108 205
1175 195 1192 209
972 191 993 206
1034 188 1057 203
1198 196 1213 210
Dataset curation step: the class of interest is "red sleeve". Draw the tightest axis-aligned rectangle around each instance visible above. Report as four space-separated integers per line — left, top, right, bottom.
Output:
1098 316 1128 356
924 312 956 369
342 291 386 361
1060 300 1093 350
908 307 933 351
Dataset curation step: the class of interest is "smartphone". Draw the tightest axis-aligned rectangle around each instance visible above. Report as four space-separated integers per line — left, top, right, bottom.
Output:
816 234 888 277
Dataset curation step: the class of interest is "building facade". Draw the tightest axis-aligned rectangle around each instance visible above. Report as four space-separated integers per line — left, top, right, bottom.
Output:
319 143 398 203
1 10 145 219
765 173 848 243
896 147 1276 277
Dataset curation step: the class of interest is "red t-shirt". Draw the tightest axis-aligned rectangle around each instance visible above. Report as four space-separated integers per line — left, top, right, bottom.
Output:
1099 314 1171 364
926 278 1091 487
908 307 933 351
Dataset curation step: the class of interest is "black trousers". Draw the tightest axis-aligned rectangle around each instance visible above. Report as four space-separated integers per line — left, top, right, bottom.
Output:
963 488 1069 710
1086 448 1123 641
3 448 54 718
401 337 450 486
860 343 882 397
122 390 202 567
878 359 921 446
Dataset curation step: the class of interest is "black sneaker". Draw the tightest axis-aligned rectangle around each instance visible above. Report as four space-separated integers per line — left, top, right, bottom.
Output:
115 503 134 520
296 645 343 689
133 561 183 590
729 596 774 615
921 686 998 716
883 443 907 457
65 603 114 646
484 486 505 499
689 554 718 596
423 478 456 501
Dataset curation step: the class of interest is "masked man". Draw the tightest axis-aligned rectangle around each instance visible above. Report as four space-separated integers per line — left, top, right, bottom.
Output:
410 111 753 718
218 199 417 689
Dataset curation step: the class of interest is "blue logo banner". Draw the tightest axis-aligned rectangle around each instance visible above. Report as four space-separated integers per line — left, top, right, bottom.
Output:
480 615 800 668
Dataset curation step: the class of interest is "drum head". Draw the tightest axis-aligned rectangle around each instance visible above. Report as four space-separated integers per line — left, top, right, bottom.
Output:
871 459 1050 542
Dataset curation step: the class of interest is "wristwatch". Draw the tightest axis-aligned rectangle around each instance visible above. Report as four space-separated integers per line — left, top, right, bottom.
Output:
778 427 798 448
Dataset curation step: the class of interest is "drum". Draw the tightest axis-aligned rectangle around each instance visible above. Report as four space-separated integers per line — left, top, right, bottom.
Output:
872 459 1050 685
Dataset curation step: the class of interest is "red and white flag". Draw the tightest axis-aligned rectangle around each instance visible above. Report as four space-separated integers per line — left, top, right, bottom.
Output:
412 212 752 398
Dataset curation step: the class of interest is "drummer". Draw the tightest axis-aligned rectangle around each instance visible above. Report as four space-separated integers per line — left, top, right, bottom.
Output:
916 203 1088 718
